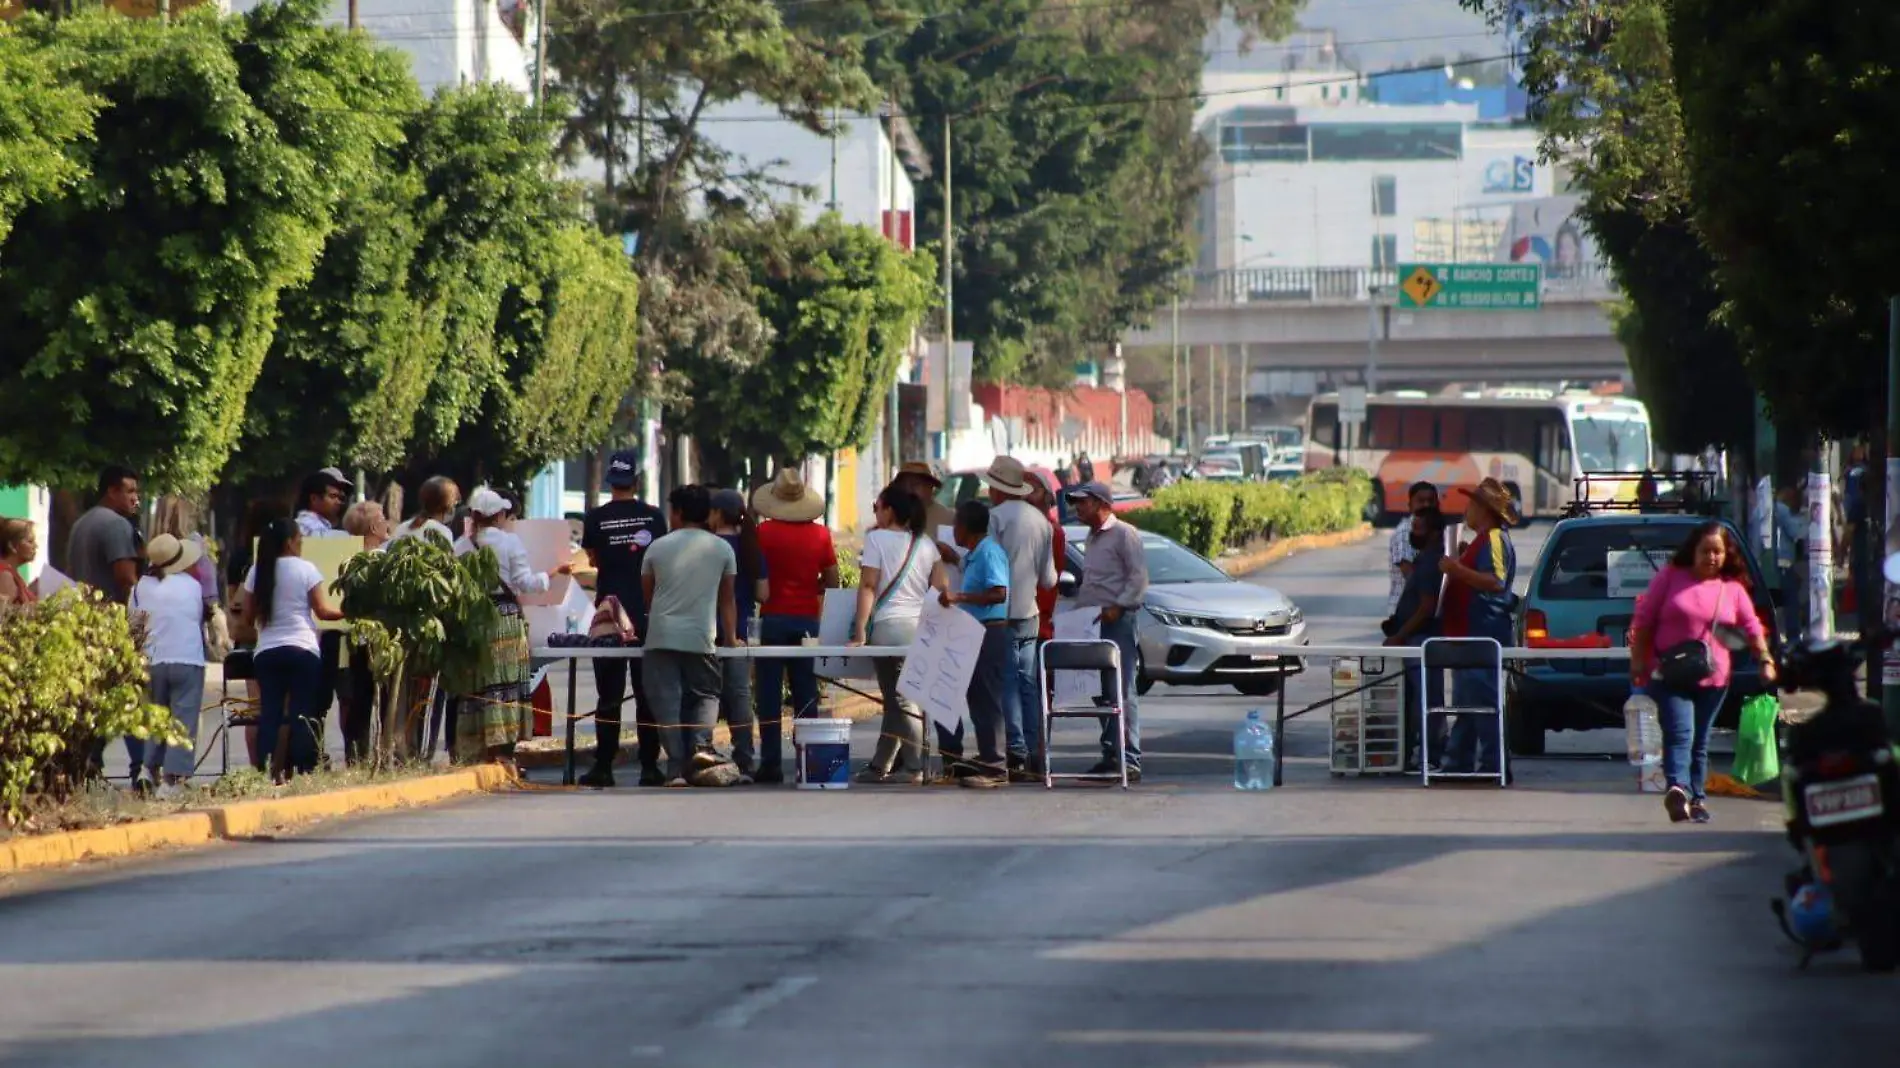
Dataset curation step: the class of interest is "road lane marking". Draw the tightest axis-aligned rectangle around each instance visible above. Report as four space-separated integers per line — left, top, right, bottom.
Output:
706 975 817 1031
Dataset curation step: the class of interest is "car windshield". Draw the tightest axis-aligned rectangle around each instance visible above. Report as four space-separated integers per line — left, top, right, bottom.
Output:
1538 523 1699 601
1572 417 1651 473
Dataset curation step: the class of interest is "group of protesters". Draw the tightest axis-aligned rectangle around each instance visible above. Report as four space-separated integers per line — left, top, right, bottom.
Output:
574 454 1150 790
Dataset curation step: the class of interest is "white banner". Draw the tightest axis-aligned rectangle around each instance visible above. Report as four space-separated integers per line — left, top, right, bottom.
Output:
896 598 984 731
816 587 876 679
1808 472 1833 640
1050 609 1103 705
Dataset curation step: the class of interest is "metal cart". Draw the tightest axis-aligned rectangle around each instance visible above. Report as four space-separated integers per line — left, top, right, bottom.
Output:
1329 656 1406 776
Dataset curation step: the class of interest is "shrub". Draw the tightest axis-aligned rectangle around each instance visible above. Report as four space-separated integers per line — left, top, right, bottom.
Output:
0 589 185 827
1127 471 1372 557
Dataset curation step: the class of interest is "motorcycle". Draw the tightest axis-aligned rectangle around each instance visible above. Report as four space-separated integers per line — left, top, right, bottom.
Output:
1733 555 1900 971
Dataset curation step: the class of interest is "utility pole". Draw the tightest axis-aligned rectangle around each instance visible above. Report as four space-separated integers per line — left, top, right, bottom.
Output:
887 99 902 476
1366 288 1382 394
345 0 354 30
829 105 840 212
1170 293 1180 451
1238 343 1249 435
1184 343 1194 453
1206 344 1216 447
532 0 547 112
940 116 954 458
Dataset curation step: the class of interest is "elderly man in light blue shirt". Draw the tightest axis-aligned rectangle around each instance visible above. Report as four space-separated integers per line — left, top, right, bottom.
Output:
1065 481 1150 781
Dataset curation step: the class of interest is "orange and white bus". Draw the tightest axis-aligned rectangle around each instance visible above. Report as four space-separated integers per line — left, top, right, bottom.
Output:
1303 390 1653 521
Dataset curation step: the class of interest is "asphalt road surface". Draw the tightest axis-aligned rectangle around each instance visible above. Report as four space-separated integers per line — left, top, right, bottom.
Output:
6 524 1896 1067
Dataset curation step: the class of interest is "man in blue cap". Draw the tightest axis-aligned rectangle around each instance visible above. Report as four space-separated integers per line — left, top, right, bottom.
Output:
579 449 668 787
1065 480 1149 782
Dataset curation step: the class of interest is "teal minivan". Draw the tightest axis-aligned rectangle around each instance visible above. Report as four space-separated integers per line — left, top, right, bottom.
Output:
1507 512 1778 755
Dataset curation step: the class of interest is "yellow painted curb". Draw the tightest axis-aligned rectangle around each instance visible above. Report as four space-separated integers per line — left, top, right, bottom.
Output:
0 766 513 876
1220 524 1374 577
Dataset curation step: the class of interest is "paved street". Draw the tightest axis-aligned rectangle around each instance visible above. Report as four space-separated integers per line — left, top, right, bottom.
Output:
5 527 1897 1067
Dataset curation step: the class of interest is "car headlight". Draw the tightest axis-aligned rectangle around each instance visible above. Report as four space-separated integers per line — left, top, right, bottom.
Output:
1147 606 1215 629
1287 605 1304 625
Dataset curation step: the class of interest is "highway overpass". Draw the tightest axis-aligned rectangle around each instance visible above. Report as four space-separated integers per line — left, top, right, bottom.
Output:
1122 266 1628 386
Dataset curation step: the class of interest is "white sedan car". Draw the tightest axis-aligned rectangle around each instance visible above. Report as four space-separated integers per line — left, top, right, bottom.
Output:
1060 526 1308 695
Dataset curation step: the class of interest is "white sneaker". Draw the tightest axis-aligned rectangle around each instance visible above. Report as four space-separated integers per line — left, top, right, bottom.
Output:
154 782 182 801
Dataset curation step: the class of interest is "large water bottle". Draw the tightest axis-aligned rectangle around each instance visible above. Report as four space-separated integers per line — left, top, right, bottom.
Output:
1234 710 1275 791
1623 693 1662 789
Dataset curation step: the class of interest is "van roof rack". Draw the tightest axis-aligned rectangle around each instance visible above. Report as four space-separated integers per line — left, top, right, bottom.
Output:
1563 470 1726 519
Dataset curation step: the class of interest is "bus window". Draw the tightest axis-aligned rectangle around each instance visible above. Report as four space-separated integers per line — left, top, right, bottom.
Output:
1399 407 1435 448
1310 403 1338 448
1368 406 1401 449
1467 410 1503 452
1501 408 1539 459
1438 408 1469 451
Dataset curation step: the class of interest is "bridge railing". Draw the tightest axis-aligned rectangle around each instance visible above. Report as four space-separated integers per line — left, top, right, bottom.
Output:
1186 263 1618 306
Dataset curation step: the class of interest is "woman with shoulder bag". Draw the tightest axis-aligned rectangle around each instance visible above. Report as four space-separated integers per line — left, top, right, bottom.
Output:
1629 521 1777 824
848 486 948 784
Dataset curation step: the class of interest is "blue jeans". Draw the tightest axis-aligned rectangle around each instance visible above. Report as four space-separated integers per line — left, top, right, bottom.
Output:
1647 681 1727 801
1003 618 1039 764
1099 613 1142 768
754 614 820 773
1400 632 1442 767
255 646 325 777
1444 661 1501 773
146 662 207 778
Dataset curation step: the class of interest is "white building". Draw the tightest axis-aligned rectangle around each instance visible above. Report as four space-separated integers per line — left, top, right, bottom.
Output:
1197 102 1547 279
699 102 918 245
225 0 532 94
1197 25 1364 128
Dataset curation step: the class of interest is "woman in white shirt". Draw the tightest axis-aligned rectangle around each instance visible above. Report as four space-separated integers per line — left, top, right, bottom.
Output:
458 487 568 766
239 518 346 782
848 487 947 783
130 534 211 795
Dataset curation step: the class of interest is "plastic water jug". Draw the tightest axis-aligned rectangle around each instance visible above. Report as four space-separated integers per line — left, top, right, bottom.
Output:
1234 710 1274 791
1622 693 1662 765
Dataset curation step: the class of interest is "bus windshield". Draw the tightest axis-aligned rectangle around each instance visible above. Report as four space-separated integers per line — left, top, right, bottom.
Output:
1571 416 1651 473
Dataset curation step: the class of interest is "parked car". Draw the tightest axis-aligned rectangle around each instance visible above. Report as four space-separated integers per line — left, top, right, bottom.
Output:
1508 512 1777 755
939 466 1149 525
1059 525 1307 695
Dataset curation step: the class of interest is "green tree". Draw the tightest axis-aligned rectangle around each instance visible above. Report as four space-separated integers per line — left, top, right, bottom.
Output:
678 210 935 478
1668 0 1900 439
0 22 95 249
0 3 397 490
1463 0 1755 452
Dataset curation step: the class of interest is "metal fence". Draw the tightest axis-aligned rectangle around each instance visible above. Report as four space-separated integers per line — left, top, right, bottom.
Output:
1185 263 1618 306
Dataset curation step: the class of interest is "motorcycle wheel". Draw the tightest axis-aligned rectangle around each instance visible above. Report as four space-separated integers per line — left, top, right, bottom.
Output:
1827 844 1900 973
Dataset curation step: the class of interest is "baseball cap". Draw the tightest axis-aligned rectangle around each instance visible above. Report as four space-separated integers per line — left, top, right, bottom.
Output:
1064 480 1114 505
316 466 355 491
709 488 746 517
605 449 640 488
468 487 513 517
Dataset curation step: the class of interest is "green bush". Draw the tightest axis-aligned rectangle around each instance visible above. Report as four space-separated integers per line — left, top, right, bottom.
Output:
0 589 185 827
1128 471 1372 557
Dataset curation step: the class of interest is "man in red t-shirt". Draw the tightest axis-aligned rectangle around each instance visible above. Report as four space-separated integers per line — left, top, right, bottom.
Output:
750 469 840 783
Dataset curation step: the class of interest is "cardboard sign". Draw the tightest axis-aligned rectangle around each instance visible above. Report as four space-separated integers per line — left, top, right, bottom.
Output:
512 518 573 607
896 598 984 731
300 536 367 632
1049 609 1103 705
816 586 876 679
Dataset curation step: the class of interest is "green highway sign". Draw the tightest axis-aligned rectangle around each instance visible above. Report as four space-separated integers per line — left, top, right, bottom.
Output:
1396 262 1542 310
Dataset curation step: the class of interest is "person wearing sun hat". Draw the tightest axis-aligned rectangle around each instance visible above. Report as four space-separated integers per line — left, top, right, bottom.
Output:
1437 476 1520 775
129 533 212 795
984 455 1056 777
750 468 839 783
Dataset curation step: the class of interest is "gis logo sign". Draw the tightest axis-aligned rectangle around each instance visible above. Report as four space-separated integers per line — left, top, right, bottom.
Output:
1483 156 1535 194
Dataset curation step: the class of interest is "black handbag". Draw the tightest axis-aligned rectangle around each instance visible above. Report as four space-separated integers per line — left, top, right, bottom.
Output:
1654 581 1725 690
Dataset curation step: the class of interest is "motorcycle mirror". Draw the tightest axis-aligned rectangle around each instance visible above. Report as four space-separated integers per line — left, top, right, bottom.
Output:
1885 552 1900 587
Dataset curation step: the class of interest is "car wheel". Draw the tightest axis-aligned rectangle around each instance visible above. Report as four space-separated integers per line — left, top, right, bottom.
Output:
1506 698 1546 756
1364 480 1389 525
1134 649 1154 696
1233 676 1282 697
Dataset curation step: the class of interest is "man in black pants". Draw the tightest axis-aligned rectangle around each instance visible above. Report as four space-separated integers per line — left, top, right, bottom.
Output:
580 450 668 787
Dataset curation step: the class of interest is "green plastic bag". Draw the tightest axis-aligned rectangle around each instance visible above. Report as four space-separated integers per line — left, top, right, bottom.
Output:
1730 693 1781 786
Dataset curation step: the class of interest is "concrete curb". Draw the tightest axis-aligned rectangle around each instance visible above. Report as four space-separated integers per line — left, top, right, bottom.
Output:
1220 524 1375 577
0 765 514 876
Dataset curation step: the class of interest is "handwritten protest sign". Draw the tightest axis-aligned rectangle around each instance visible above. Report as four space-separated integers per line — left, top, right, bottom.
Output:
512 519 573 607
1050 609 1103 706
896 598 983 731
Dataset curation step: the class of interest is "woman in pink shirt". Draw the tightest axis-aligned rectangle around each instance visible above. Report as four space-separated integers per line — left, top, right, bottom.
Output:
1629 522 1777 823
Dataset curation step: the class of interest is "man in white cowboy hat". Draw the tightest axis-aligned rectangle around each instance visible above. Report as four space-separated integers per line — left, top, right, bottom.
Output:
1437 476 1519 775
750 467 839 783
129 532 211 796
983 454 1056 777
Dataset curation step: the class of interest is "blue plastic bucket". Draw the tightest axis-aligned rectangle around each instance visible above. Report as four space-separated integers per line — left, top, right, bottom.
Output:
795 718 853 790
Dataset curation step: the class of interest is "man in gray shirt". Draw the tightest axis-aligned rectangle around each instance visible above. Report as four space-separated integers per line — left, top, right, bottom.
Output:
641 485 739 787
1065 481 1149 781
984 455 1056 776
67 465 142 604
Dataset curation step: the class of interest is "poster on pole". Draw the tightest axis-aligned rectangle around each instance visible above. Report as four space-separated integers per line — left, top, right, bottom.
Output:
512 518 573 607
1884 460 1900 685
896 599 983 731
1807 472 1833 640
815 587 876 679
1050 609 1103 705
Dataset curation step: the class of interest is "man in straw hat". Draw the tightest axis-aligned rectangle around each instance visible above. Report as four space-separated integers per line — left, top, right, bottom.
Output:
892 460 959 563
1436 476 1519 775
983 455 1056 777
751 468 839 784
